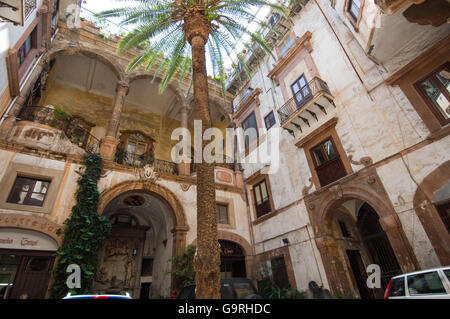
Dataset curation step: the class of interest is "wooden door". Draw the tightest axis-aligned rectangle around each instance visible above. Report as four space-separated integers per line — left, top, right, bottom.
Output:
9 253 54 299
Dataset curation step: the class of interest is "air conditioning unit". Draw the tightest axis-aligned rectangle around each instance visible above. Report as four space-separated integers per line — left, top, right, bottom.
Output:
0 0 35 26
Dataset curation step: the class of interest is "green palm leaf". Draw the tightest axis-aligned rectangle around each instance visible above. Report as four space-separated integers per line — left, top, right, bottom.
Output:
98 0 291 96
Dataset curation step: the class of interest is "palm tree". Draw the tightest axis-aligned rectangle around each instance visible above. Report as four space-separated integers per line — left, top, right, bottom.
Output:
99 0 288 299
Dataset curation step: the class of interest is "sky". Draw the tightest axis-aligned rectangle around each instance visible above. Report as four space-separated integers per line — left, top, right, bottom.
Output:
80 0 275 72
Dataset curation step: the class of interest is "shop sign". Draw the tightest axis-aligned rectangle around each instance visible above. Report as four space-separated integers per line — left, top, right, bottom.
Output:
0 228 58 251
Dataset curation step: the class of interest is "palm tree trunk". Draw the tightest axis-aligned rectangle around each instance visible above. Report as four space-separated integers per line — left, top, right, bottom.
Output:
188 20 221 299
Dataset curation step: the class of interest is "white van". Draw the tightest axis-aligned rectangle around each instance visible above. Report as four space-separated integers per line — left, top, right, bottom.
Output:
384 266 450 299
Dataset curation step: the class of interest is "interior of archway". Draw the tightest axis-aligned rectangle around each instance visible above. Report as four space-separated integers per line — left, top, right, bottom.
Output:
219 240 246 278
93 190 174 299
328 199 402 299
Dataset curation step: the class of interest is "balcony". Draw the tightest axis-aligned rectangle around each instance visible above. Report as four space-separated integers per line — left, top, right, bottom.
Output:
277 77 335 135
0 0 35 25
232 88 262 116
113 149 178 175
13 106 100 154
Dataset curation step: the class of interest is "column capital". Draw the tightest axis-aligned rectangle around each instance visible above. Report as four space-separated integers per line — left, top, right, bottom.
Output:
116 80 130 93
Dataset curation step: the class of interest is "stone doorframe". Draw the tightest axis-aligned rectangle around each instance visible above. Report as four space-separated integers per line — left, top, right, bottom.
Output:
98 180 189 296
304 168 419 296
413 161 450 265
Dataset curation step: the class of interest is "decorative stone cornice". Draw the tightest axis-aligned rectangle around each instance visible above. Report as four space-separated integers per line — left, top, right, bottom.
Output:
403 0 450 27
267 31 313 85
295 117 338 148
374 0 425 15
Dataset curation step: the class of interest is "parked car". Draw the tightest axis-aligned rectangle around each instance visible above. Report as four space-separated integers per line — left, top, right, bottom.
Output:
384 266 450 299
177 278 262 299
63 292 133 299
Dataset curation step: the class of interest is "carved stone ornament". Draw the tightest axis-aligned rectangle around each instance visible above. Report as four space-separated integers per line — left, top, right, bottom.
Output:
367 175 377 185
302 178 314 196
134 164 159 184
349 154 373 167
328 185 343 200
180 183 192 192
419 199 430 211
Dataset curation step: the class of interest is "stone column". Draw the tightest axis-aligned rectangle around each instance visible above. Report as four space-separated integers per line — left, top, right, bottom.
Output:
379 214 418 273
315 235 353 297
177 102 192 176
99 80 129 161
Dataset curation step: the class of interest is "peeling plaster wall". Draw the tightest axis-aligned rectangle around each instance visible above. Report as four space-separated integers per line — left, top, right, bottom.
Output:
41 83 188 162
0 148 251 296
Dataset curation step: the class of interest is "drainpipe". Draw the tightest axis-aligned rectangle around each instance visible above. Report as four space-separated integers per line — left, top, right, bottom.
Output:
314 0 373 100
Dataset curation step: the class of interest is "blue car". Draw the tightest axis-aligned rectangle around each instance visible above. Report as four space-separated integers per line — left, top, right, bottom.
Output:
63 293 133 299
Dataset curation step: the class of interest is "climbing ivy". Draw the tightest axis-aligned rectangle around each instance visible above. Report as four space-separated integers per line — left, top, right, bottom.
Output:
49 153 111 299
168 245 196 293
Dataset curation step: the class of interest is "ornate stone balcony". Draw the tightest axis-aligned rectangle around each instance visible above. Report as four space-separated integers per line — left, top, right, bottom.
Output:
9 105 100 155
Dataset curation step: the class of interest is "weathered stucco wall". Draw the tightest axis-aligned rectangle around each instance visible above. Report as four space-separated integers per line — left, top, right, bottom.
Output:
233 0 449 293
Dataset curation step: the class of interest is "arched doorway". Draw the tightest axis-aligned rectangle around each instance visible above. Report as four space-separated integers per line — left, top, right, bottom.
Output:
413 161 450 266
0 228 58 299
93 190 177 299
327 200 402 299
357 203 402 290
219 240 246 278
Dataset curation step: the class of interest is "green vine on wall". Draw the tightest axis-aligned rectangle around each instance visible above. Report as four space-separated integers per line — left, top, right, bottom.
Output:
49 153 112 299
168 245 196 294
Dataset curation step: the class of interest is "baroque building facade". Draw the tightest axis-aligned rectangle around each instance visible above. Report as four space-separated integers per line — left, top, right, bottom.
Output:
229 0 449 299
0 0 249 299
0 0 448 299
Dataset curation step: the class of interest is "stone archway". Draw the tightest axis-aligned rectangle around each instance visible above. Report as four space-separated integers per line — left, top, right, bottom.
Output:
0 213 63 246
98 180 189 258
304 169 418 297
0 214 63 299
127 72 185 104
97 180 189 298
190 231 254 281
413 161 450 265
44 45 126 81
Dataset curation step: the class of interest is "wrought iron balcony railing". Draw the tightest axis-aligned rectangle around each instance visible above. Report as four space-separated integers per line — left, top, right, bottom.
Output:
114 149 178 175
17 106 100 154
277 77 332 125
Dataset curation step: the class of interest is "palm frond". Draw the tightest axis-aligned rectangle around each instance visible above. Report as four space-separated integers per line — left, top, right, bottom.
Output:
98 0 290 96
